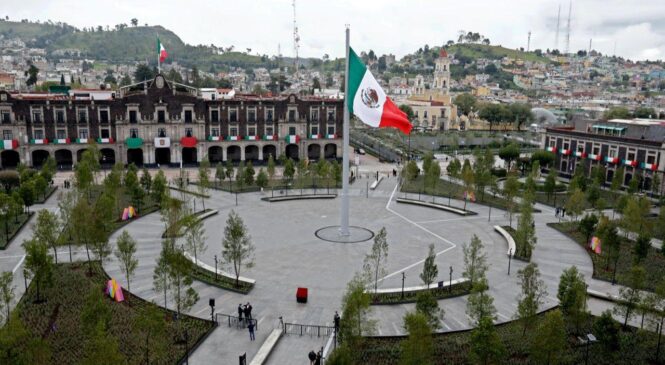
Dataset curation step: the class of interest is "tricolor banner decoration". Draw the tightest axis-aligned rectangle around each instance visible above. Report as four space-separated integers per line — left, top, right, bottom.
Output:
546 146 557 153
347 48 412 135
157 38 168 63
54 138 70 144
262 135 277 141
326 134 337 139
309 134 321 140
641 162 658 171
623 160 638 167
588 154 602 161
97 138 114 144
75 138 89 144
244 135 258 141
560 149 572 156
226 136 239 141
605 157 619 164
207 136 221 142
574 151 587 158
285 135 300 144
30 139 48 145
0 140 18 150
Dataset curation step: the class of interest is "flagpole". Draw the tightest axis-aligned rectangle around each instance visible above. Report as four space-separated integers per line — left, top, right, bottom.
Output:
339 25 351 236
157 38 161 74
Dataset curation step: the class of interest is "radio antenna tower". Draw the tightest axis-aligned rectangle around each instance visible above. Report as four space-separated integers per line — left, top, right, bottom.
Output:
527 31 532 52
292 0 300 78
554 4 561 51
565 0 572 55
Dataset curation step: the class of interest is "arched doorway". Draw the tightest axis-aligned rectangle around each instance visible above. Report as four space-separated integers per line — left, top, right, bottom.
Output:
100 148 116 167
324 143 337 159
209 146 223 164
307 144 321 160
127 149 144 166
286 144 299 160
182 148 197 165
262 145 277 162
227 145 241 162
76 149 88 162
54 149 73 169
155 148 171 165
31 150 49 168
245 145 259 163
0 150 20 168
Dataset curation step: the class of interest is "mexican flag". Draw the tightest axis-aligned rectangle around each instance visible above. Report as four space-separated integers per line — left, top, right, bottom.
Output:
285 135 300 144
97 138 114 144
1 140 18 150
157 39 168 63
30 139 48 145
347 47 411 135
54 138 70 144
207 136 221 142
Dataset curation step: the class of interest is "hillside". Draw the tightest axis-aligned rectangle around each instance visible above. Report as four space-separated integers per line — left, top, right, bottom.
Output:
444 43 551 63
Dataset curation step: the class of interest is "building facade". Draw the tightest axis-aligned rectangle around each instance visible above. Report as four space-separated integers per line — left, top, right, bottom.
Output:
0 75 343 169
543 118 665 192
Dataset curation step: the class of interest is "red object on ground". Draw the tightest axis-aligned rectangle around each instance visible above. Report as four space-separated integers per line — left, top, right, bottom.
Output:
296 287 308 303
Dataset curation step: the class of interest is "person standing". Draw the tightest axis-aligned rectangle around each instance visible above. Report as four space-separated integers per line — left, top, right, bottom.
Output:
333 311 340 332
237 304 243 323
314 348 322 365
248 321 255 341
246 302 253 320
308 350 316 365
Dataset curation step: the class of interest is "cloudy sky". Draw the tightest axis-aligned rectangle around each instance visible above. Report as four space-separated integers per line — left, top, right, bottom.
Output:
5 0 665 61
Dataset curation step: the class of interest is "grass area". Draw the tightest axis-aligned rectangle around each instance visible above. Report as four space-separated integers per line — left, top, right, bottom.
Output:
447 43 552 63
401 176 540 213
169 186 211 198
186 256 253 294
0 212 33 250
355 308 662 364
533 188 620 209
501 226 530 262
203 178 341 194
548 222 665 291
14 262 213 365
370 281 472 305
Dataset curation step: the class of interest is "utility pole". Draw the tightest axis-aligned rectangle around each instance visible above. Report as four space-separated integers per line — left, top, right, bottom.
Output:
554 4 561 51
527 31 531 52
565 0 572 55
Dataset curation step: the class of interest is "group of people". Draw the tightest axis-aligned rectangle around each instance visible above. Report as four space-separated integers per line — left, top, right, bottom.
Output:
307 348 323 365
555 206 567 218
238 303 255 341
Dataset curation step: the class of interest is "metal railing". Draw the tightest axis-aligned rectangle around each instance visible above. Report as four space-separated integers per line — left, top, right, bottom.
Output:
283 322 335 337
216 313 258 331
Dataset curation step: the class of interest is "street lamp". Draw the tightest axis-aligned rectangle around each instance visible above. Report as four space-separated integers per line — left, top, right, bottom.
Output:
584 333 597 365
401 272 405 299
449 266 453 293
507 248 513 275
214 255 218 281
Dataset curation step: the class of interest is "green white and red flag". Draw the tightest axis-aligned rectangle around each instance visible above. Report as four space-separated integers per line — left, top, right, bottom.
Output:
157 39 168 63
1 140 18 150
347 47 411 135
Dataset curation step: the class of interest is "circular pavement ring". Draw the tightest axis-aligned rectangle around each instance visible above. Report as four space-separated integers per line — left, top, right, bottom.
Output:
315 225 375 243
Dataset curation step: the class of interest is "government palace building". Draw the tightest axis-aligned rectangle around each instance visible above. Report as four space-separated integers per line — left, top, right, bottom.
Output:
0 74 344 169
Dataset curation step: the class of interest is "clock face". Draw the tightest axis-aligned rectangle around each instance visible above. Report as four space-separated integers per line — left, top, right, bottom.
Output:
155 76 165 89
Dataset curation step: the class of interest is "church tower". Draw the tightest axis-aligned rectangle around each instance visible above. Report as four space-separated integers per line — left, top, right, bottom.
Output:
433 48 450 94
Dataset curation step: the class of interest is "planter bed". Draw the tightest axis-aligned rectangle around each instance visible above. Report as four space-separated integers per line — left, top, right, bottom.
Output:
0 212 34 250
395 198 476 216
261 194 337 202
162 209 216 239
182 252 254 294
35 185 58 204
499 225 531 262
369 279 472 305
169 186 211 198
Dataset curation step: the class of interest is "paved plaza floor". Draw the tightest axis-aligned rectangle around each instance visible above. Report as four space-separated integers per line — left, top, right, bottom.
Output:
0 166 654 364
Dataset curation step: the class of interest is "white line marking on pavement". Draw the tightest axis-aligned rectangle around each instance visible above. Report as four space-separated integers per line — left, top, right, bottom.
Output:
12 255 25 274
379 183 458 283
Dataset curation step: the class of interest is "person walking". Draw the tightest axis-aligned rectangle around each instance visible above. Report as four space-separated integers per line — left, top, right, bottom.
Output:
333 311 340 332
308 350 317 365
248 321 255 341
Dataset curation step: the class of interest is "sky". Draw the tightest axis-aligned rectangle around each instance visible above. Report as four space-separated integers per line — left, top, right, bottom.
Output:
4 0 665 61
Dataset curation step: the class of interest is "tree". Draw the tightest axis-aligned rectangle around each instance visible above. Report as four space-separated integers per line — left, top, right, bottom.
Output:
151 170 167 204
81 287 112 335
184 215 207 266
633 234 651 264
0 271 14 325
134 307 167 365
469 315 505 364
415 290 443 330
26 64 39 86
134 63 155 82
166 244 199 318
565 188 585 221
22 238 53 302
515 196 536 259
399 312 433 365
0 313 51 364
503 174 520 227
283 158 295 183
81 322 126 365
32 209 60 264
198 157 211 210
557 266 587 333
479 103 510 131
593 310 621 350
604 107 631 120
515 263 547 335
114 230 138 292
267 154 276 182
509 103 534 130
579 214 598 246
18 181 35 212
614 265 645 328
338 273 376 350
244 161 255 186
221 210 255 288
462 235 488 286
622 196 652 236
530 150 556 168
466 277 497 325
498 143 520 169
140 168 152 193
419 244 438 288
153 241 171 308
398 104 414 120
454 93 477 115
461 161 474 211
530 309 567 365
544 168 557 203
446 158 461 179
256 168 268 189
364 227 389 293
403 160 419 182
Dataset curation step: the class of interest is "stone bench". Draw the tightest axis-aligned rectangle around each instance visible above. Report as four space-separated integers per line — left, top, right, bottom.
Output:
249 329 283 365
261 194 337 202
395 198 474 216
370 176 383 190
182 251 256 286
369 278 470 295
493 225 516 257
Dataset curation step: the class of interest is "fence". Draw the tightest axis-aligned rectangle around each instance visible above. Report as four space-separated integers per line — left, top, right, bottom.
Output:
282 322 335 338
216 313 258 331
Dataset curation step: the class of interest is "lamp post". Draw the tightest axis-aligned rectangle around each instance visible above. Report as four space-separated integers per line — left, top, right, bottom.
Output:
214 255 218 281
584 333 596 365
657 317 663 362
401 272 405 299
508 248 513 275
449 266 453 293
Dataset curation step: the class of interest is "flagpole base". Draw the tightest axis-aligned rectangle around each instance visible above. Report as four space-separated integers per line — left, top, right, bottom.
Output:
315 226 374 244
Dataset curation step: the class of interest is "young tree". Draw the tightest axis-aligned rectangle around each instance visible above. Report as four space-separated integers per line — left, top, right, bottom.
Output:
633 234 651 264
198 157 211 210
166 245 199 318
364 227 389 293
469 315 505 364
399 312 434 365
244 161 256 186
466 277 497 325
403 160 420 182
503 174 519 227
530 309 567 365
613 265 645 329
152 241 171 308
215 163 225 187
22 238 53 302
565 188 585 221
461 161 475 211
462 234 488 286
622 196 652 236
514 196 536 259
140 168 152 193
544 168 557 203
114 230 138 292
151 170 167 205
267 154 276 183
579 214 599 247
415 290 444 330
338 273 376 349
557 266 588 333
498 143 520 169
446 158 461 179
33 209 60 264
593 310 621 350
283 158 295 183
424 160 441 195
184 216 207 266
134 307 167 364
515 263 547 335
0 271 14 324
419 244 438 288
256 168 269 189
221 210 255 288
